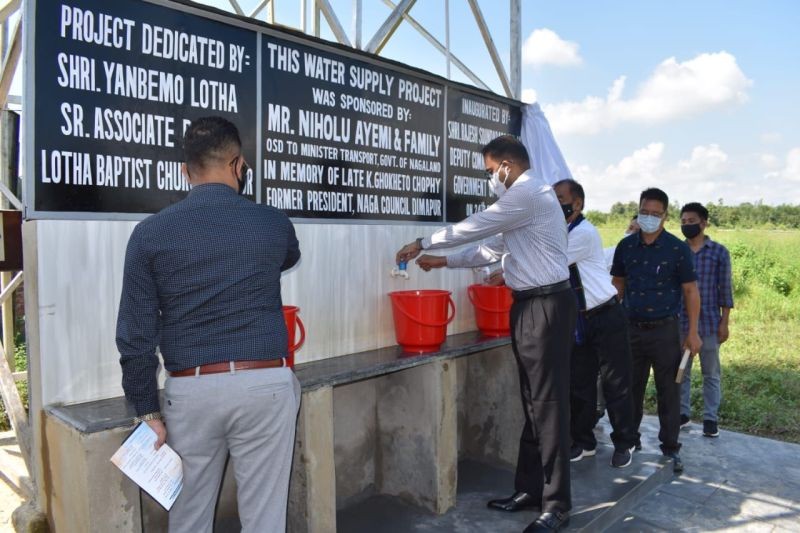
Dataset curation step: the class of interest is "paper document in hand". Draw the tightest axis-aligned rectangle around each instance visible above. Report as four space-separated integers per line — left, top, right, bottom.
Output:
110 422 183 510
675 348 692 384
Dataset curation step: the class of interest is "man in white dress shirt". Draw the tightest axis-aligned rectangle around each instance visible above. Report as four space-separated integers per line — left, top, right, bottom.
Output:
397 136 576 533
553 180 638 469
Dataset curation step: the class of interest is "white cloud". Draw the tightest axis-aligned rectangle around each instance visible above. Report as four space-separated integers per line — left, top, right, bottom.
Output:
605 142 665 181
678 144 729 175
573 142 732 210
542 52 752 136
571 143 666 210
521 88 538 104
760 153 781 170
571 143 800 211
522 29 583 68
766 148 800 183
784 148 800 182
743 147 800 203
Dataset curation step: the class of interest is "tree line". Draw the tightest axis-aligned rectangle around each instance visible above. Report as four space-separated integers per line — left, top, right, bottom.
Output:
586 200 800 229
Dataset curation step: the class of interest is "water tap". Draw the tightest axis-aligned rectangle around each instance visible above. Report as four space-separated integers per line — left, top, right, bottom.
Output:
474 266 492 284
390 261 410 280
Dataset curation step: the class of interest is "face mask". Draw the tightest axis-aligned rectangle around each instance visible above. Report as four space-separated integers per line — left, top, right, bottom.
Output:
561 203 574 220
489 164 509 198
237 161 250 195
681 223 702 239
637 214 662 234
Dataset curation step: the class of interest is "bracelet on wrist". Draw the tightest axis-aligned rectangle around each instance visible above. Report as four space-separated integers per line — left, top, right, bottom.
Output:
416 237 424 250
133 412 163 424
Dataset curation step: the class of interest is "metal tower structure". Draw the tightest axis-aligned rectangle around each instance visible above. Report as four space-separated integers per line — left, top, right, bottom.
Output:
190 0 522 99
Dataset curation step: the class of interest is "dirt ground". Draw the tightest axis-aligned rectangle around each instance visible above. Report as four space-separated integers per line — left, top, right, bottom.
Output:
0 431 25 532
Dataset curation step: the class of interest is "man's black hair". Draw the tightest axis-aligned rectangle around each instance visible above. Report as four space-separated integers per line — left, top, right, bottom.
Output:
639 188 669 212
680 202 709 221
481 135 530 166
553 179 585 205
183 116 242 174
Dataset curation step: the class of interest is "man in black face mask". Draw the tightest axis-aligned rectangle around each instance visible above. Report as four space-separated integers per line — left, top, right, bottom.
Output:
553 180 638 469
117 116 301 532
678 203 733 438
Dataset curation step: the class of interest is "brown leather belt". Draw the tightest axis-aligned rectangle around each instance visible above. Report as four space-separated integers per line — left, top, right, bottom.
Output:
170 359 284 378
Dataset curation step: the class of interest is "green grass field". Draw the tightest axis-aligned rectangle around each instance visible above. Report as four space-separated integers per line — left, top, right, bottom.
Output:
598 225 800 443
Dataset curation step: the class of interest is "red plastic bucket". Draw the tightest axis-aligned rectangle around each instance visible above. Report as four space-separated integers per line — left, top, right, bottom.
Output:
467 284 512 337
388 290 456 353
283 305 305 367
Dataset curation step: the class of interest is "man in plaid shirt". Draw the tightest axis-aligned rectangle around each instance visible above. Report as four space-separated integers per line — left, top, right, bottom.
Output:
679 203 734 438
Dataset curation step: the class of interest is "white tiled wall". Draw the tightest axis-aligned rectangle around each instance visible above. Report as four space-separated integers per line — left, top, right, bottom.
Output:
28 220 482 406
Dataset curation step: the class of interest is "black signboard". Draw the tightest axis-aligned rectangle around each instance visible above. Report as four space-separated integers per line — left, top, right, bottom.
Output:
445 88 522 222
32 0 258 213
261 36 444 222
27 0 523 223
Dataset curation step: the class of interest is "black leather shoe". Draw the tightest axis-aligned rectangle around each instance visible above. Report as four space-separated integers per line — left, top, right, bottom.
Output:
487 491 540 512
663 451 684 474
524 511 570 532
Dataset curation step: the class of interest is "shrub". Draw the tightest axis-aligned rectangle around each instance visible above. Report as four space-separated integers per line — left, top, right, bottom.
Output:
769 268 792 296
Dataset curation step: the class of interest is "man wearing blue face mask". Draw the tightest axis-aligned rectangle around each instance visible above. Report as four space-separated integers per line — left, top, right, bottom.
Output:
610 188 702 474
397 136 576 532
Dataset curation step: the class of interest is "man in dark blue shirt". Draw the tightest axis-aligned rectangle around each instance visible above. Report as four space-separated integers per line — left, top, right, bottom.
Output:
116 117 301 532
611 188 701 473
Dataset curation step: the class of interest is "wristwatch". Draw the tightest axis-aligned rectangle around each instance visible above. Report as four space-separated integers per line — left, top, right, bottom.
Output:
133 412 163 424
416 237 425 250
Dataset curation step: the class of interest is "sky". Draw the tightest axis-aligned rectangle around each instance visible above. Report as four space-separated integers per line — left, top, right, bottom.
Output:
155 1 800 210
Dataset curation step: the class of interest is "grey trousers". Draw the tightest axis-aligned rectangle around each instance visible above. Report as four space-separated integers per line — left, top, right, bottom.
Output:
680 335 722 422
163 367 301 533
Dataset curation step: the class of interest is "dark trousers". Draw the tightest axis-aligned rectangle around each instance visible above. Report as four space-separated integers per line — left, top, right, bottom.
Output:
629 319 683 454
511 288 577 513
570 303 637 451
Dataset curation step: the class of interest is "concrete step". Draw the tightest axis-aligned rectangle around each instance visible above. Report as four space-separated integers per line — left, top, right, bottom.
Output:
337 453 673 532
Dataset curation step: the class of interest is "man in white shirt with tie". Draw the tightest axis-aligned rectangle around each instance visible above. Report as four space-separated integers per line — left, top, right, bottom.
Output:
397 136 576 533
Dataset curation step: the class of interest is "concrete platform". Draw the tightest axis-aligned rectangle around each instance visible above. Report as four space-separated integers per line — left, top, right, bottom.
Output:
338 449 672 532
608 416 800 532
